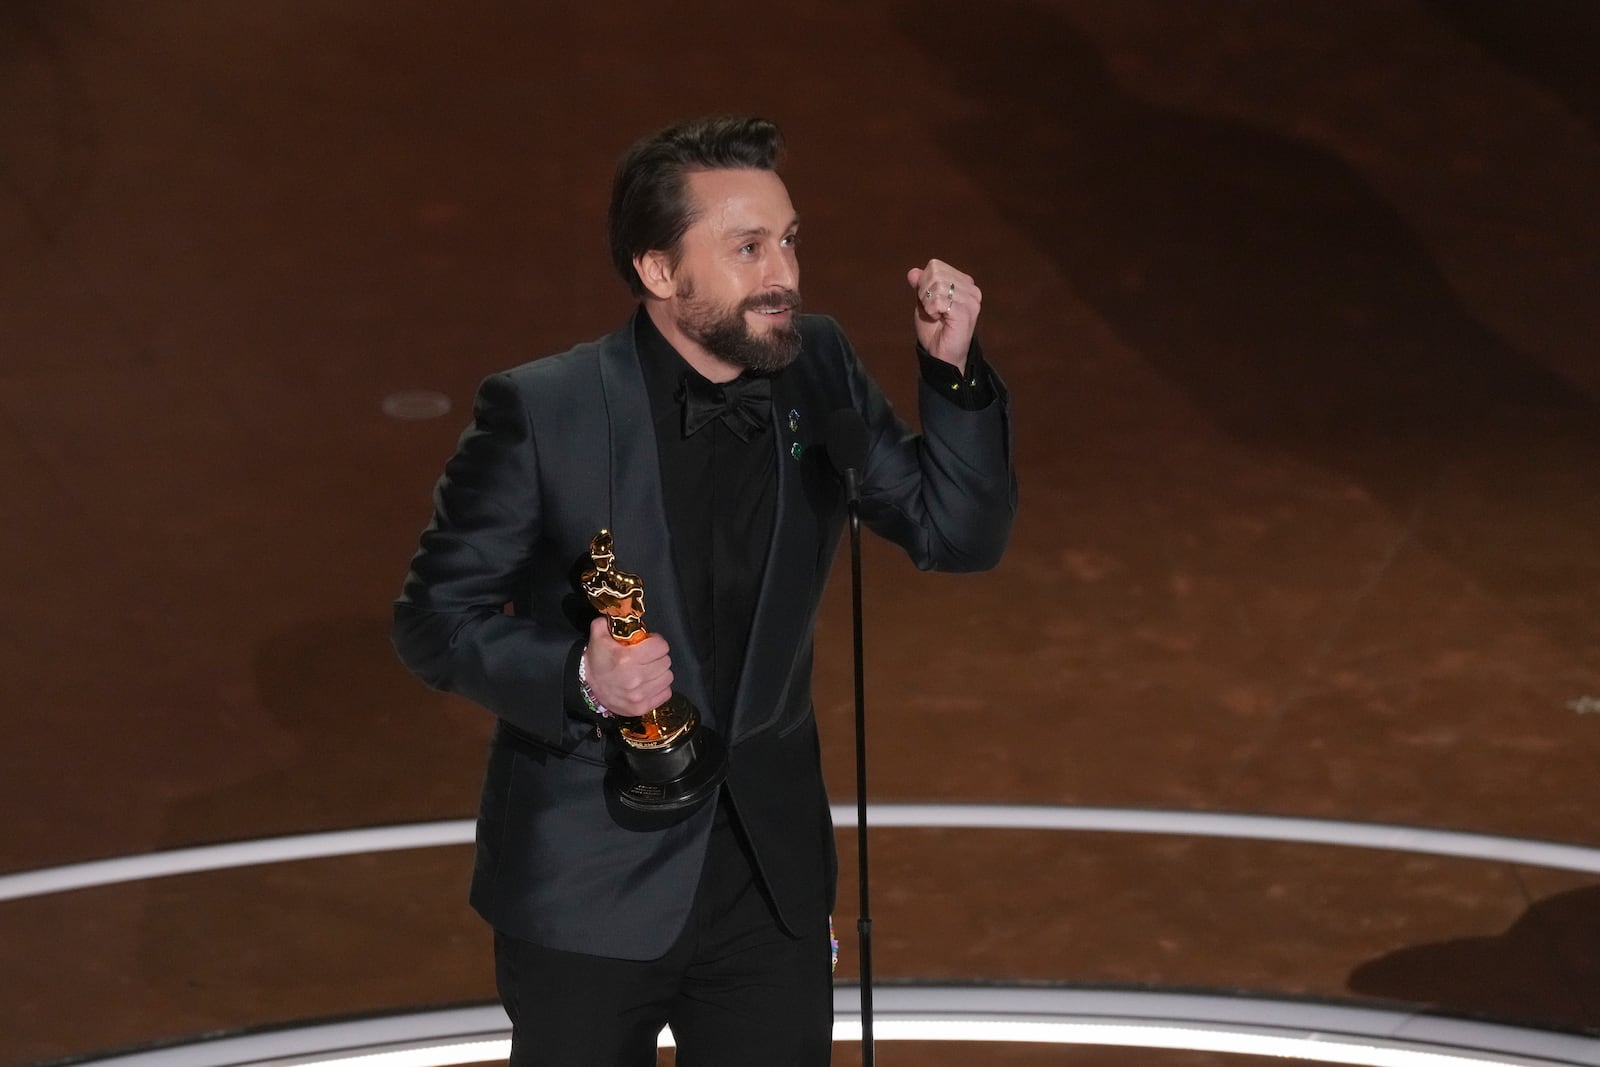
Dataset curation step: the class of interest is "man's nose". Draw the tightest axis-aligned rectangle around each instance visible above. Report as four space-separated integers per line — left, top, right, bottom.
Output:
766 248 798 290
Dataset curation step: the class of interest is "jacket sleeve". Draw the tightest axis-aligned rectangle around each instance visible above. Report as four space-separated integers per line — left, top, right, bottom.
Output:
391 372 583 745
839 322 1017 572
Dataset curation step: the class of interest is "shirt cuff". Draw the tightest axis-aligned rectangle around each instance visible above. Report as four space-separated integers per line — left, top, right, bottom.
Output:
918 337 995 411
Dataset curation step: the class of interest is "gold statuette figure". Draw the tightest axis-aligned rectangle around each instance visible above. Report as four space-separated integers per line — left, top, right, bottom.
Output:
580 529 726 810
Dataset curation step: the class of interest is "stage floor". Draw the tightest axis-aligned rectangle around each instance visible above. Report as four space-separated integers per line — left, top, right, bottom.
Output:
3 2 1599 1063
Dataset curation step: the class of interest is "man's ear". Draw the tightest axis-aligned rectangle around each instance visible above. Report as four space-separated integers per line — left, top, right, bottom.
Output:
633 250 676 300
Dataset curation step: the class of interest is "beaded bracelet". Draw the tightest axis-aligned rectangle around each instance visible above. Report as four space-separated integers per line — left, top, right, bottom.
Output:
577 648 612 718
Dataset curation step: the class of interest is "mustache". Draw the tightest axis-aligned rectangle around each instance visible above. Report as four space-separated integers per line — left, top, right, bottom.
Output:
741 290 802 313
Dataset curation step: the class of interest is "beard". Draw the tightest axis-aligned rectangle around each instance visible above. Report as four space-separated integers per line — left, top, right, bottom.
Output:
675 280 803 374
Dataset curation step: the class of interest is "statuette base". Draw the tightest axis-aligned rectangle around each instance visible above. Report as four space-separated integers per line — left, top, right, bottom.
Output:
607 725 727 813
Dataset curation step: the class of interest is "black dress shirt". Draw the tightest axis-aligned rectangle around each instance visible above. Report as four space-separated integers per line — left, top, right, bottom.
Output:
635 312 777 724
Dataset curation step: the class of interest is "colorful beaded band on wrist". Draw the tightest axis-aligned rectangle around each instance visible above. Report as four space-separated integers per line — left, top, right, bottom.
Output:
577 648 612 719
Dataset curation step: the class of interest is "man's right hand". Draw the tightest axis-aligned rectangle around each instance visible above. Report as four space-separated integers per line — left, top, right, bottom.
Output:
582 616 673 717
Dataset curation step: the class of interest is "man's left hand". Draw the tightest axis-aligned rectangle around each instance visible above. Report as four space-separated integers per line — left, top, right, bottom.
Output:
906 259 982 373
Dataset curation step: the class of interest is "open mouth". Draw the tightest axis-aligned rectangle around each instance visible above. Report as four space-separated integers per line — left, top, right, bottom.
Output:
745 292 800 319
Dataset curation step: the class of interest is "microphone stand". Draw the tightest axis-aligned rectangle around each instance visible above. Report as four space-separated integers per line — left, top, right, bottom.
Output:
844 467 875 1066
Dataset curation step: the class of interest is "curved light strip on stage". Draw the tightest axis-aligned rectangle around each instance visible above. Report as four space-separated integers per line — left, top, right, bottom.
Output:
53 988 1600 1067
5 804 1600 903
8 807 1600 1065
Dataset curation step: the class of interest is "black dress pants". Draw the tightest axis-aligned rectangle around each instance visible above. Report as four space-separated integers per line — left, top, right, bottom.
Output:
493 804 834 1066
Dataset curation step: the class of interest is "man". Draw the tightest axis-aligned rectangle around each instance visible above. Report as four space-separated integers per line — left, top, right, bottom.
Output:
393 116 1015 1065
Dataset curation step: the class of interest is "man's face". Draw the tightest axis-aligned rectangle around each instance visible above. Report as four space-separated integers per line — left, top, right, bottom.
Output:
669 168 802 374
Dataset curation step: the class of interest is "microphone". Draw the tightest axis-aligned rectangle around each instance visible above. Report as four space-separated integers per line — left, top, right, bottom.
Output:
825 409 869 504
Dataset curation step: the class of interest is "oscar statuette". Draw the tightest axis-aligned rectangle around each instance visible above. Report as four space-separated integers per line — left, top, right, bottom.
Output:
580 529 727 812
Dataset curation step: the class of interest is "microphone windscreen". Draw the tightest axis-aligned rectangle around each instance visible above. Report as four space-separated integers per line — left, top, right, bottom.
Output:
824 408 869 476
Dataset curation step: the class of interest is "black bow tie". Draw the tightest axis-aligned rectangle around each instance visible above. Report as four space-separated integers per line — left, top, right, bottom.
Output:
680 374 773 442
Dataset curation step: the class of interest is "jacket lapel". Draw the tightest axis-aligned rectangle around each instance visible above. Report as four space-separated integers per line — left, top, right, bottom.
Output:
597 314 713 724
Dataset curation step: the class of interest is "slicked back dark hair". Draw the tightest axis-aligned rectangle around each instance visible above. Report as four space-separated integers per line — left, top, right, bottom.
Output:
608 116 785 298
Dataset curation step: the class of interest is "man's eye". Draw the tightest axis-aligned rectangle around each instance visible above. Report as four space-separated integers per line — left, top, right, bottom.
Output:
739 243 757 255
782 233 799 248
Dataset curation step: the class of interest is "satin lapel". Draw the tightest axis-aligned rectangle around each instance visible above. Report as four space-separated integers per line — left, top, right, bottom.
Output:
598 315 713 723
728 369 825 742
